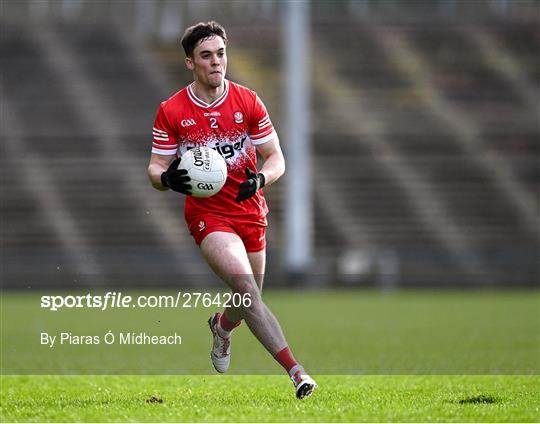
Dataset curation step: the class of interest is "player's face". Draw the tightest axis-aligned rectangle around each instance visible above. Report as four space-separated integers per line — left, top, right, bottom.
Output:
186 36 227 89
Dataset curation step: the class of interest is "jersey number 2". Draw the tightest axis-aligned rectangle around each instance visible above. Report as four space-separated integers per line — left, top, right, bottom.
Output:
209 117 218 129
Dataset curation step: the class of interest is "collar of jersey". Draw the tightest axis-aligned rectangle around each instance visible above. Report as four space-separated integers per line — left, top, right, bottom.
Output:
187 80 229 109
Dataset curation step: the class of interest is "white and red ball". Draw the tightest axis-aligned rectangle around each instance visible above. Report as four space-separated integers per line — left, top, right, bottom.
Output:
179 146 227 198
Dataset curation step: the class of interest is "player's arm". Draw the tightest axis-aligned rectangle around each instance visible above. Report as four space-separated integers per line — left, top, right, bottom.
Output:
236 137 285 202
147 153 192 195
256 136 285 186
148 153 174 191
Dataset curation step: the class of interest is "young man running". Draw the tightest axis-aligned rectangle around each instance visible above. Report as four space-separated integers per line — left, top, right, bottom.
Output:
147 21 317 399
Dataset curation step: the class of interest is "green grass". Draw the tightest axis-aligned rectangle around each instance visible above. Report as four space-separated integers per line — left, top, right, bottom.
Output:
1 290 539 421
2 290 539 374
1 375 539 422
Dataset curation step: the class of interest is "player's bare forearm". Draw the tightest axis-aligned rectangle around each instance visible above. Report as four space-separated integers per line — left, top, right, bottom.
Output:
256 137 285 187
148 165 168 191
259 152 285 186
147 154 175 191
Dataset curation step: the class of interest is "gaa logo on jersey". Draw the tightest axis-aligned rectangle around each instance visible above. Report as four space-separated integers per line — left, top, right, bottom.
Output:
181 118 196 127
233 111 244 124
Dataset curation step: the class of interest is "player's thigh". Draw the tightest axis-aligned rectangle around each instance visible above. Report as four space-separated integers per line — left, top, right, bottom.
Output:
247 249 266 291
200 231 257 291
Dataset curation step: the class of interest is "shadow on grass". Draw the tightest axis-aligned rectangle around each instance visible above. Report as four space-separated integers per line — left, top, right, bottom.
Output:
457 395 500 404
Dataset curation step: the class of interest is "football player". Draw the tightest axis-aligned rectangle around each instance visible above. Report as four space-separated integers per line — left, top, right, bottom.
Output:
147 21 316 399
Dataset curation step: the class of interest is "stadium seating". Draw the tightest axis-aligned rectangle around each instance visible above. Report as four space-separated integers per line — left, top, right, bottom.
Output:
1 0 537 288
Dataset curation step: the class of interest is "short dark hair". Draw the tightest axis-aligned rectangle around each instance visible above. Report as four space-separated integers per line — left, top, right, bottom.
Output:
181 21 227 58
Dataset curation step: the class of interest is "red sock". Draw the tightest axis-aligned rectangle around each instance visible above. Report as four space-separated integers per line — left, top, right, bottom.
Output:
219 312 241 332
274 347 299 374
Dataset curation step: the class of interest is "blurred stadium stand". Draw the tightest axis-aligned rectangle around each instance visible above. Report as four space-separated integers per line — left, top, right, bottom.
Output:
1 0 538 288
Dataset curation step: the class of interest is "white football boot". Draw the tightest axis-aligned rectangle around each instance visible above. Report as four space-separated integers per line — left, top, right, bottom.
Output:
290 365 318 399
208 312 231 373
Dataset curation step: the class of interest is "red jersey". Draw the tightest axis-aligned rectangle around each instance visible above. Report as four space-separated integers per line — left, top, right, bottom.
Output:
152 80 276 222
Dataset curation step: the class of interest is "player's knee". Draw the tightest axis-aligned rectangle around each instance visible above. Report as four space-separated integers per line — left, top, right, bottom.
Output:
231 275 259 297
229 277 262 316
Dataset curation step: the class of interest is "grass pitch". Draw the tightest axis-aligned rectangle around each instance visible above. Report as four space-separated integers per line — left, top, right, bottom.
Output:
1 375 539 422
3 289 538 374
1 289 539 421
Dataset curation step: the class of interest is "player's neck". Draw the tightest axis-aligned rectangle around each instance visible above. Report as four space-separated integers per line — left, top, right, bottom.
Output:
192 81 225 105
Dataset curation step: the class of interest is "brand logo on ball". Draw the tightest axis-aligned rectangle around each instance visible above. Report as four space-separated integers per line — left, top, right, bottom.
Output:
233 111 244 124
181 118 196 127
192 147 211 171
197 182 214 191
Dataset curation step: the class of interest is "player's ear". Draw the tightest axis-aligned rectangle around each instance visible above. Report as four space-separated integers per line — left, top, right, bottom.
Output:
185 57 194 71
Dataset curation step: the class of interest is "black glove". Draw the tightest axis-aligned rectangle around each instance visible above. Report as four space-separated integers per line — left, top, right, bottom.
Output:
236 168 265 202
161 158 192 195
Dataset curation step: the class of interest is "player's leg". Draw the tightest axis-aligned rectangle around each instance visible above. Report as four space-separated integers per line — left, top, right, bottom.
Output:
214 248 265 338
247 249 265 291
202 232 287 353
219 230 266 325
202 231 317 398
242 248 300 372
245 247 317 399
